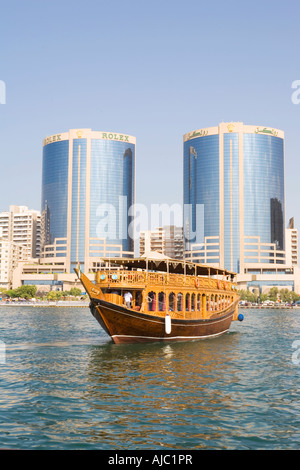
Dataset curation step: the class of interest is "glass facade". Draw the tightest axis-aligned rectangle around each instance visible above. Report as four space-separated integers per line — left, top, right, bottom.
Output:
89 139 135 256
71 139 87 270
223 133 240 272
183 135 219 256
243 134 285 252
184 123 285 273
41 140 69 244
41 130 136 272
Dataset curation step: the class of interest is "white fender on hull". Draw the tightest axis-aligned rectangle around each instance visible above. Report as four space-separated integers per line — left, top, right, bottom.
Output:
165 313 171 334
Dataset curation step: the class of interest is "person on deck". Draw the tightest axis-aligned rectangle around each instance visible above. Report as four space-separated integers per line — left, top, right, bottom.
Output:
124 291 132 308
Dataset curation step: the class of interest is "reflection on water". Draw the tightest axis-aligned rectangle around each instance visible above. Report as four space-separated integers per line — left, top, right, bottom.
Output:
81 333 246 448
0 307 300 449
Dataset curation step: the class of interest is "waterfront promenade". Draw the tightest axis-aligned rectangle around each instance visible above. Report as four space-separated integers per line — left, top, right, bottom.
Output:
0 300 89 307
1 300 299 309
239 303 300 309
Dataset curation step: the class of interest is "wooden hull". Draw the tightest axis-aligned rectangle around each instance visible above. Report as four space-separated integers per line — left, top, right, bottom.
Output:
89 298 239 344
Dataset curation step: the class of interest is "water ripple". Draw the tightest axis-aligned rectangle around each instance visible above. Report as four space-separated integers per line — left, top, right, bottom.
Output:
0 307 300 449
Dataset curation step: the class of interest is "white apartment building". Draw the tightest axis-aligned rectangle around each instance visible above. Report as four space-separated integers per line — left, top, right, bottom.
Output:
285 218 298 266
140 226 184 259
0 205 41 259
0 238 26 288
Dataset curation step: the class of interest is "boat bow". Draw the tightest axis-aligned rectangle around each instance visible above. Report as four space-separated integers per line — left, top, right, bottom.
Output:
74 268 105 300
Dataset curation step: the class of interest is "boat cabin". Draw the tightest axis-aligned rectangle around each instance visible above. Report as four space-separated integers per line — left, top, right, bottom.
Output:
92 257 238 320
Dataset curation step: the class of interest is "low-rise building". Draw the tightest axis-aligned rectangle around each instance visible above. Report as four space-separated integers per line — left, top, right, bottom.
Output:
237 265 300 294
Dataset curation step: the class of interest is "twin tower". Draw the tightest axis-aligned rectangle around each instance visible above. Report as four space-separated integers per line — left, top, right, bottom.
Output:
41 123 285 275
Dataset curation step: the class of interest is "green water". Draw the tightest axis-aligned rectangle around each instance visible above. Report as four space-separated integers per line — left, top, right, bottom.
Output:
0 306 299 449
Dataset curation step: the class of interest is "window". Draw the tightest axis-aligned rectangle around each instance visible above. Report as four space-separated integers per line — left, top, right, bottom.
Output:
148 291 156 311
158 292 165 311
177 293 183 312
191 293 195 311
197 293 201 311
185 293 190 311
169 292 175 311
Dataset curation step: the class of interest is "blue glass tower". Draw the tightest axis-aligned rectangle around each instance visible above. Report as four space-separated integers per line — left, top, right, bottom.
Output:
183 122 285 274
41 129 136 273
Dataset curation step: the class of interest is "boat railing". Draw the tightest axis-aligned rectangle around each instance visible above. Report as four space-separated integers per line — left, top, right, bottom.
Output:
95 270 237 292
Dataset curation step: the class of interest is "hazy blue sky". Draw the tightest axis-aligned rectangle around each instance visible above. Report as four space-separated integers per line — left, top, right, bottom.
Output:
1 0 300 232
